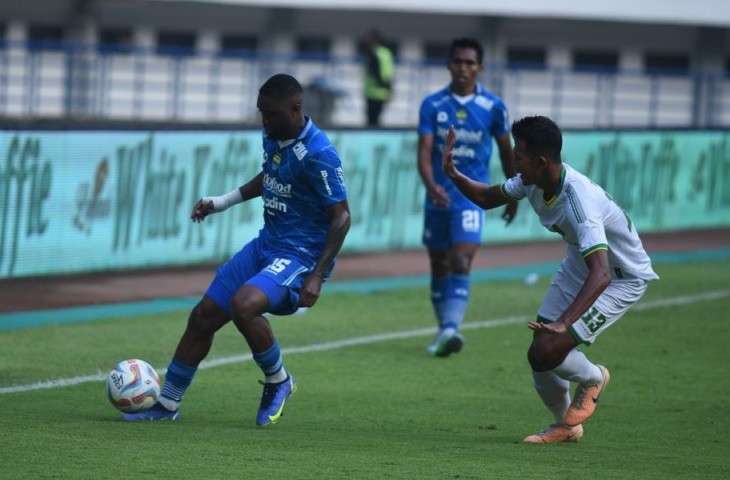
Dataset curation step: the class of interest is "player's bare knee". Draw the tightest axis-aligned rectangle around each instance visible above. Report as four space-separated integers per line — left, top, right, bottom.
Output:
429 254 450 275
187 302 220 335
527 343 551 371
229 295 261 326
528 335 565 371
527 344 542 370
450 250 475 274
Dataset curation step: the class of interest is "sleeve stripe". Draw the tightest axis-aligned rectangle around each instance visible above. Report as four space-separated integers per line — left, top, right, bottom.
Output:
582 244 608 257
566 186 586 223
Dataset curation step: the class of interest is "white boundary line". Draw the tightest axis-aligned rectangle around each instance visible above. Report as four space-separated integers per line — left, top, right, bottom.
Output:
1 290 728 395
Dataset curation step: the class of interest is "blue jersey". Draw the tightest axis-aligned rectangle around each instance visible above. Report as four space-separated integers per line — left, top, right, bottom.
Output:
259 117 347 262
418 83 510 210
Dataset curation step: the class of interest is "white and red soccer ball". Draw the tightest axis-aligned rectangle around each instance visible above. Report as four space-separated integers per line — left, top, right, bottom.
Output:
106 359 161 413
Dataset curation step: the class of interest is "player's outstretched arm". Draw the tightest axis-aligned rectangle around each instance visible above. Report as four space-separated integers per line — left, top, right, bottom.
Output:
191 172 264 222
495 132 519 225
442 125 509 210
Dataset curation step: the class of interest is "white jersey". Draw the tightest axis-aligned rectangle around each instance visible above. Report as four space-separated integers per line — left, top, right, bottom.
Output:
502 164 659 282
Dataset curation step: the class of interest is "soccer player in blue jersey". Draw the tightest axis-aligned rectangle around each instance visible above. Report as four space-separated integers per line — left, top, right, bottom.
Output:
122 73 350 425
417 37 518 357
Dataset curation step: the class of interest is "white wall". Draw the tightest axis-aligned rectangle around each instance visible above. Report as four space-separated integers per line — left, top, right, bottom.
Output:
145 0 730 28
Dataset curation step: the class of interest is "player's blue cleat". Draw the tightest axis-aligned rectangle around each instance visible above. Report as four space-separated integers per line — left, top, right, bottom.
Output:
256 375 297 426
121 402 180 421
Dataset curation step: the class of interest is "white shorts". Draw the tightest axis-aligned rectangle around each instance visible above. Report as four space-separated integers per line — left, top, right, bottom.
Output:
537 265 648 346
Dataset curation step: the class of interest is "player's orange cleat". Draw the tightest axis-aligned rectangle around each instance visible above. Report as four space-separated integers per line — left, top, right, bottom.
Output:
522 423 583 443
564 365 610 427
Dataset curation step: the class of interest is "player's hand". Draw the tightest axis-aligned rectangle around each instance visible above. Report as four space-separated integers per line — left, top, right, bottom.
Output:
190 198 215 222
298 274 323 308
428 185 450 208
527 320 568 335
501 200 518 225
441 125 458 179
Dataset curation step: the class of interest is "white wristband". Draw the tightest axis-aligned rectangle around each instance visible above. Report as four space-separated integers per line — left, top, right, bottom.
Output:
201 188 243 213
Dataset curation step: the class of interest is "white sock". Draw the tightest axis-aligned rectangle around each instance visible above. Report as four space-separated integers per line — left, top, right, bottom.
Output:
552 349 603 385
265 367 288 384
158 396 180 411
532 370 571 424
440 327 457 337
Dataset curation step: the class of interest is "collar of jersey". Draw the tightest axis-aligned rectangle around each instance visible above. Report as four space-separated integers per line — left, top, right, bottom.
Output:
543 165 566 207
276 117 313 149
447 82 484 98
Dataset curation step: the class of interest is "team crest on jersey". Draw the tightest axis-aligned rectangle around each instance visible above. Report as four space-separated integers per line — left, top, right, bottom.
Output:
273 152 281 165
456 109 467 122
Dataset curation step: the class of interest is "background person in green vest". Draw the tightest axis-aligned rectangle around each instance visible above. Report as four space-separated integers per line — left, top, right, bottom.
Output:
363 29 394 127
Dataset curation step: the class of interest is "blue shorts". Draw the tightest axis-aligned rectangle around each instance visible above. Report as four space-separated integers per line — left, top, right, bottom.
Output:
206 236 328 316
422 207 483 250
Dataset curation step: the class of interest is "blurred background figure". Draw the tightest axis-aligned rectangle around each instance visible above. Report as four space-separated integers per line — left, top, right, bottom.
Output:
362 29 395 127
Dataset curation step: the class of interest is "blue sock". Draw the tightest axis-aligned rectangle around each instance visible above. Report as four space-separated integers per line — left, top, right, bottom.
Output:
161 359 198 403
430 276 448 329
253 340 284 377
442 274 470 330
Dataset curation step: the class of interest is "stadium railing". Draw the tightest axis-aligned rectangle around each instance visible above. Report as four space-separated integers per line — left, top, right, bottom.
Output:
0 40 728 129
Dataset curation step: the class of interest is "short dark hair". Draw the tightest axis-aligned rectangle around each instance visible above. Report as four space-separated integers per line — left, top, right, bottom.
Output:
259 73 303 100
511 115 563 161
449 37 483 64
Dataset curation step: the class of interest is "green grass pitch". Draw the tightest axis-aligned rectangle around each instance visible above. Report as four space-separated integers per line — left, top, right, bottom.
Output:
1 259 729 479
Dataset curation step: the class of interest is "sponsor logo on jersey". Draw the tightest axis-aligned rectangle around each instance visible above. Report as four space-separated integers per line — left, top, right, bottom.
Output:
437 126 483 144
451 145 476 159
436 127 477 160
263 173 292 198
293 142 308 160
335 166 346 188
437 111 448 122
264 196 288 213
320 170 333 195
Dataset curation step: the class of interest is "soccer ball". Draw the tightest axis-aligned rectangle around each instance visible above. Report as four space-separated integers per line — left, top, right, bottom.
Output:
106 359 161 413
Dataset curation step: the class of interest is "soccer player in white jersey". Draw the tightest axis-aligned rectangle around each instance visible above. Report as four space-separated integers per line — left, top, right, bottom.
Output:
442 115 659 443
122 74 351 426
